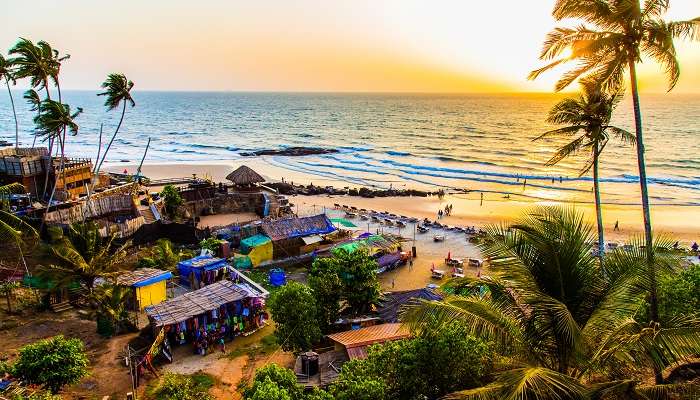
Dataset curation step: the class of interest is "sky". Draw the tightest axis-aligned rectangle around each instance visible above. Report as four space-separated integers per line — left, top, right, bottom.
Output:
2 0 699 93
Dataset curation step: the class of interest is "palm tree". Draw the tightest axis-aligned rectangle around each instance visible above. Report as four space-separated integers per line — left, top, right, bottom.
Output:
24 89 41 147
11 38 70 198
529 0 700 270
0 54 19 149
38 222 128 292
535 81 633 257
402 207 700 398
91 284 134 336
94 73 135 176
34 100 82 207
0 183 38 243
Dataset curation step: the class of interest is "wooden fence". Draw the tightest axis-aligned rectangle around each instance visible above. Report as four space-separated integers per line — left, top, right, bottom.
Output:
98 216 146 239
44 194 135 225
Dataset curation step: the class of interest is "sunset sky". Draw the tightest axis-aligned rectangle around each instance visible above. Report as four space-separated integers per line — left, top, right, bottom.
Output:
2 0 699 93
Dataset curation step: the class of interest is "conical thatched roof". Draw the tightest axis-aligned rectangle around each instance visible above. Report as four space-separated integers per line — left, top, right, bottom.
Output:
226 165 265 185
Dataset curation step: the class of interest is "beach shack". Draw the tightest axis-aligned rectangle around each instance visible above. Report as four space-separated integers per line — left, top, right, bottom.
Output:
238 234 273 267
116 268 173 310
177 255 229 289
144 280 267 361
328 323 410 360
261 214 336 258
332 233 406 273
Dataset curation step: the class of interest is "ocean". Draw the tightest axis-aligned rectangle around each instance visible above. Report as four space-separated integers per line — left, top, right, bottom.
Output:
1 91 699 206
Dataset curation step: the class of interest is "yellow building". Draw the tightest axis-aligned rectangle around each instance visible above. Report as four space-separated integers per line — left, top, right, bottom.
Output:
116 268 172 310
239 234 273 267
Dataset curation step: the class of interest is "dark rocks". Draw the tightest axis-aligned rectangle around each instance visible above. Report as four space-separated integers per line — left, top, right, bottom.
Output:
240 146 339 157
265 181 436 198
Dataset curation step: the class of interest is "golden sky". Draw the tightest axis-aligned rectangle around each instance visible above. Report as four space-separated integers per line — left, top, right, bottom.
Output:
2 0 699 92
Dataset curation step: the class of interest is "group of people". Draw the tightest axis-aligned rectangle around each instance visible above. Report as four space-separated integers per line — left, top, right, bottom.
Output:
437 204 454 219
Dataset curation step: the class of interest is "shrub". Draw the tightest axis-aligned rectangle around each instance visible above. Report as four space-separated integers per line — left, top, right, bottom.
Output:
268 282 322 353
147 372 214 400
12 335 89 393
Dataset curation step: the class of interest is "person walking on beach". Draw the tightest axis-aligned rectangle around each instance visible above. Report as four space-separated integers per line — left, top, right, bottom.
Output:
391 278 395 289
480 192 484 206
614 220 619 231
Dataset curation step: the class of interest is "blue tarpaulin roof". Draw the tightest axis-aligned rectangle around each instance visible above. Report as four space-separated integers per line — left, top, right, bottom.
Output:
261 214 335 241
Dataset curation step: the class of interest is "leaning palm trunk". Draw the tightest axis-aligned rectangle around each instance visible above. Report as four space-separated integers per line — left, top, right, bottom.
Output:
592 146 604 259
94 100 126 176
40 86 53 199
5 77 18 149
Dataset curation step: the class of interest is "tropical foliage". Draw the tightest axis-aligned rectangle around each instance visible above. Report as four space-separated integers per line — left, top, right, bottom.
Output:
0 183 38 243
330 322 493 400
311 248 381 316
658 262 700 322
161 185 183 217
11 335 89 394
243 364 305 400
0 53 19 148
92 284 134 336
138 238 193 272
530 0 700 268
38 222 128 291
402 207 700 399
146 372 214 400
267 281 322 353
94 73 135 176
535 80 633 257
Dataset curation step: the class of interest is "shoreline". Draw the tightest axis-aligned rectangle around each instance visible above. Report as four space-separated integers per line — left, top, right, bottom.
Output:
105 161 700 245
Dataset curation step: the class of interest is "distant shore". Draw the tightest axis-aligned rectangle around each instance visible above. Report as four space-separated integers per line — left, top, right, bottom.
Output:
105 161 700 245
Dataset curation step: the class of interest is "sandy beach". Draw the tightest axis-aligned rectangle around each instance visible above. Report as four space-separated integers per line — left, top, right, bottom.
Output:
107 161 700 245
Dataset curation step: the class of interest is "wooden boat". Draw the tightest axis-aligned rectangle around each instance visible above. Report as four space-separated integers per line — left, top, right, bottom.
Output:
433 235 445 242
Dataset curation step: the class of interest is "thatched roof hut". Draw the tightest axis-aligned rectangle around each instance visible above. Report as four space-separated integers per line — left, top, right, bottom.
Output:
226 165 265 186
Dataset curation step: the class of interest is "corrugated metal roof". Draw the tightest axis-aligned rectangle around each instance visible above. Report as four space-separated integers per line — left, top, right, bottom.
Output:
327 323 410 349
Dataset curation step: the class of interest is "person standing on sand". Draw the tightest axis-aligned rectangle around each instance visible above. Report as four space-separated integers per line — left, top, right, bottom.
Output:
614 220 619 231
391 278 395 288
480 193 484 206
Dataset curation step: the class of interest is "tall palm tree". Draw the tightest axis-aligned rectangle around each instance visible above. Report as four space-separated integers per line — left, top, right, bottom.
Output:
402 207 700 399
24 89 41 147
94 73 135 176
529 0 700 270
34 100 82 207
535 81 633 257
0 54 19 149
11 38 70 197
38 222 128 292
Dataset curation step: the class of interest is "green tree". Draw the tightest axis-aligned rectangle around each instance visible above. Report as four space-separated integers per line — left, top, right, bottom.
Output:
535 81 633 258
94 73 135 176
658 262 700 321
24 89 41 147
0 280 20 313
308 260 343 333
147 372 214 400
92 284 133 336
10 38 70 198
529 0 700 293
243 364 304 400
267 282 322 353
38 222 128 291
12 335 89 393
403 207 700 399
0 54 19 148
0 182 38 243
161 185 183 217
330 322 491 400
138 238 193 272
33 99 82 209
313 248 381 316
330 360 386 400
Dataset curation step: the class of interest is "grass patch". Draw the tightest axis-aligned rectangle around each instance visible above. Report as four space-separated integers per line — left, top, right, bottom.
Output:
224 333 280 360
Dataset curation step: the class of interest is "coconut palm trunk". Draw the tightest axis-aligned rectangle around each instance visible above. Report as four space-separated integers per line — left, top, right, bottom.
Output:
592 145 604 259
4 77 19 149
40 85 53 199
94 99 126 176
628 61 654 262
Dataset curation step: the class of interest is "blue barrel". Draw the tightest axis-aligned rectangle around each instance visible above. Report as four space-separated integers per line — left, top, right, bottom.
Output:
269 269 287 287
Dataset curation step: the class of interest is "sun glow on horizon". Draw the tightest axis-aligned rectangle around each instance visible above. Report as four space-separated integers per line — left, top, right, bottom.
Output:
1 0 699 93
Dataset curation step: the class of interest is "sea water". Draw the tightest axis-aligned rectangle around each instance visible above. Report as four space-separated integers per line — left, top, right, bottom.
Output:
0 91 698 206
